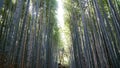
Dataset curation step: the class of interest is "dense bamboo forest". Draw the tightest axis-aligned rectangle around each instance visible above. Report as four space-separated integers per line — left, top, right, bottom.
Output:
0 0 120 68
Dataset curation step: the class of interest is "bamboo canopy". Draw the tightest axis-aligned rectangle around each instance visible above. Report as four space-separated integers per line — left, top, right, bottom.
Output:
0 0 120 68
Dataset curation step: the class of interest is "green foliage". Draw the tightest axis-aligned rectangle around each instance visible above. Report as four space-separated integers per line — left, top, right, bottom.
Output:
0 0 120 67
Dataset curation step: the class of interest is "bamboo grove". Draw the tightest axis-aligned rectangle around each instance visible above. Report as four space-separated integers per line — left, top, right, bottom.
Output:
0 0 59 68
64 0 120 68
0 0 120 68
